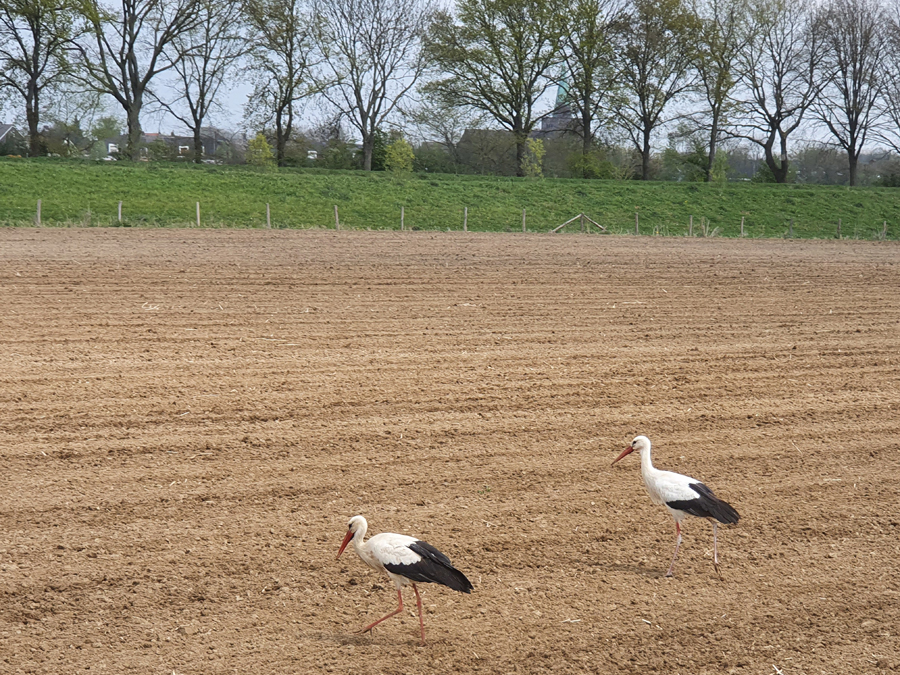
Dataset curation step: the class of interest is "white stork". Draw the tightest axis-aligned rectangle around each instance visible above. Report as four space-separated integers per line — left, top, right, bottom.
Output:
612 435 740 578
336 515 473 645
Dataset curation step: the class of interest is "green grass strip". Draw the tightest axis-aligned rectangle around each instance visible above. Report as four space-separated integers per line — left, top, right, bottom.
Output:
1 158 897 239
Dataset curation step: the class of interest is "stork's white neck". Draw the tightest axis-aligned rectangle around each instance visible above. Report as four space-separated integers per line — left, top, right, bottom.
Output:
349 516 369 553
638 442 662 480
350 519 385 572
635 440 669 506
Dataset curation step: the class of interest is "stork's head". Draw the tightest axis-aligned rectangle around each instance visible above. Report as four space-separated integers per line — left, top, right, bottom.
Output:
336 515 367 558
612 435 651 465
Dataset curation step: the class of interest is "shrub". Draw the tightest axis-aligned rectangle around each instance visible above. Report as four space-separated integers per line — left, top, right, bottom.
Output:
246 133 275 167
385 138 415 173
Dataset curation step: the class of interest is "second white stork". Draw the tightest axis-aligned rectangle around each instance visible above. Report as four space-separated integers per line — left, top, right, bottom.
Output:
612 435 740 578
336 515 473 645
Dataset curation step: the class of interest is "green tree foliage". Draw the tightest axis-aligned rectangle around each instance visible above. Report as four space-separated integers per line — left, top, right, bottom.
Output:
146 138 176 161
710 149 729 185
385 137 415 173
561 0 624 167
312 0 433 171
74 0 204 160
309 114 359 169
159 0 246 164
246 132 276 166
521 138 545 177
366 129 389 171
660 142 707 181
319 139 357 169
413 144 466 173
424 0 567 177
90 116 121 140
243 0 316 167
567 147 620 179
693 0 746 181
814 0 889 186
0 0 84 156
615 0 700 180
42 119 88 156
407 92 485 168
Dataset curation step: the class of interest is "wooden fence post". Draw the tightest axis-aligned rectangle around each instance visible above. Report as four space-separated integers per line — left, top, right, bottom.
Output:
882 221 888 240
118 201 123 223
401 206 405 231
196 202 200 227
463 207 468 232
266 203 271 229
36 199 41 227
740 216 744 237
789 217 793 238
635 211 639 235
837 218 841 239
522 208 526 232
334 205 340 230
689 215 693 237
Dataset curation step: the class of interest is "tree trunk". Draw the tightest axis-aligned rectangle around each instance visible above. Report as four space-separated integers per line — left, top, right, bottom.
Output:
580 110 592 178
515 135 526 177
763 151 788 183
126 103 143 161
193 127 203 164
275 109 286 166
641 127 652 180
581 105 593 178
705 112 719 182
847 136 859 186
762 135 788 184
362 132 374 171
26 95 41 157
26 42 41 156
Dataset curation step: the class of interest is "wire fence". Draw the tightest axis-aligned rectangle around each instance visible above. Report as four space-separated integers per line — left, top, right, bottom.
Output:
2 199 894 241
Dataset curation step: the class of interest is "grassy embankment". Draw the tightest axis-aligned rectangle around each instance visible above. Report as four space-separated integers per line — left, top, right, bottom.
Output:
1 158 898 238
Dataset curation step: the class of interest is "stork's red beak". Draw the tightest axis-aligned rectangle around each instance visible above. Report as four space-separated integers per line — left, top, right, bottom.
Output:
336 530 353 559
612 445 634 465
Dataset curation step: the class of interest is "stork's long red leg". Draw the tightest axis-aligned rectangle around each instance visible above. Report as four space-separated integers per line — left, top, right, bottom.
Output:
412 583 426 646
359 589 404 635
665 522 682 577
713 521 722 579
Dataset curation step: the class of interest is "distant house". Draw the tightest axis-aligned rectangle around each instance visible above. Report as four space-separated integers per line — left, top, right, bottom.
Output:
101 129 238 160
0 124 27 155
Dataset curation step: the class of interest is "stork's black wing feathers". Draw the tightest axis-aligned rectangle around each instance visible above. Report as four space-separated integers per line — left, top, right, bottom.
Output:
383 540 474 593
666 482 740 524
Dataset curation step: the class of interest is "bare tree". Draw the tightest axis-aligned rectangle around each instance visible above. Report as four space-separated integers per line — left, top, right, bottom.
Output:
313 0 433 171
0 0 82 155
243 0 317 166
156 0 245 163
615 0 700 180
424 0 566 177
882 5 900 154
815 0 888 186
562 0 626 170
692 0 747 181
729 0 825 183
73 0 203 160
406 92 486 166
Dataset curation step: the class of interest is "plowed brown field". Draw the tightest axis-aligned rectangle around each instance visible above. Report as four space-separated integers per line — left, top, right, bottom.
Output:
1 229 898 675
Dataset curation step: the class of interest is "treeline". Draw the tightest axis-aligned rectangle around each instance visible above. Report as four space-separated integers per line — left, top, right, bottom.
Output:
1 0 900 185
